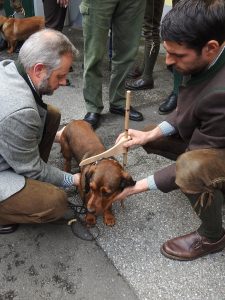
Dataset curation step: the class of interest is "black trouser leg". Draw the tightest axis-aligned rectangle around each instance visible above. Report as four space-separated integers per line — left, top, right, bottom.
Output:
186 190 224 241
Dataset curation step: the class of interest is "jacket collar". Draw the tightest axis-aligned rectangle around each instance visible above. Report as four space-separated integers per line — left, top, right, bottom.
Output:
185 46 225 86
15 61 47 109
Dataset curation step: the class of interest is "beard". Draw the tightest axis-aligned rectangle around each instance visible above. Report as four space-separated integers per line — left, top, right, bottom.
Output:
37 75 54 96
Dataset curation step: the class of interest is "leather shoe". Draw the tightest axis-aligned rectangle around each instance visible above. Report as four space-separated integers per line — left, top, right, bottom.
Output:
127 67 142 79
83 112 101 129
158 91 177 115
0 37 7 51
161 231 225 261
0 224 19 234
109 105 143 121
125 78 154 91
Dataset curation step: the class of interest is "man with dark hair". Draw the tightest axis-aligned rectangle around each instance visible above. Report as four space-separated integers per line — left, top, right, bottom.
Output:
114 0 225 261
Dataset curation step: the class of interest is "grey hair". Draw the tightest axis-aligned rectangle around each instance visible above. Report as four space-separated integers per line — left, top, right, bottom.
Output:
18 28 79 72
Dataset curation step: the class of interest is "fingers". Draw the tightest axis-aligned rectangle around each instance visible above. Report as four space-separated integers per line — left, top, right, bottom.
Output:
73 173 81 186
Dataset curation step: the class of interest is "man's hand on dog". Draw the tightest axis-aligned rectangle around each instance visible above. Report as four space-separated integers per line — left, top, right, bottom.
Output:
113 178 149 203
72 173 81 186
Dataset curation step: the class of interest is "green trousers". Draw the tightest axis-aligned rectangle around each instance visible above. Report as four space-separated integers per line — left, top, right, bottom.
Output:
80 0 146 113
141 0 165 80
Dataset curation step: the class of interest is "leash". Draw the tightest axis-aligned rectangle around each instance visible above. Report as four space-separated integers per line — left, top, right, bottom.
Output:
67 201 100 241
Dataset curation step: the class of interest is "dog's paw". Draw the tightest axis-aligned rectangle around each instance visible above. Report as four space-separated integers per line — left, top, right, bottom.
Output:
104 212 115 226
85 213 96 226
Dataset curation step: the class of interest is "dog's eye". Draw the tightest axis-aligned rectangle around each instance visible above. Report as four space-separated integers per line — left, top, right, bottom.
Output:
101 191 111 197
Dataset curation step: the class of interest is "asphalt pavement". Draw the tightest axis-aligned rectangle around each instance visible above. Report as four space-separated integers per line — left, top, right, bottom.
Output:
0 27 224 300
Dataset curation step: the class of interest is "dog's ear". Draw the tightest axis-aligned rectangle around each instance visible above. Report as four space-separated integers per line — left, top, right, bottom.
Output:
119 171 136 191
84 167 95 193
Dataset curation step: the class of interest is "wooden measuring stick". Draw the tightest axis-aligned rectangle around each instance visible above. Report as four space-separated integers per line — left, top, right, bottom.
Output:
79 135 131 167
123 90 131 168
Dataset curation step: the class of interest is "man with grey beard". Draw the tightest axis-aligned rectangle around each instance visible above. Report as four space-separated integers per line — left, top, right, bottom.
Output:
0 29 80 234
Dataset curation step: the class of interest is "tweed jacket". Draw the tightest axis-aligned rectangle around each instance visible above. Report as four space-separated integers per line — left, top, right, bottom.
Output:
154 47 225 193
0 60 66 201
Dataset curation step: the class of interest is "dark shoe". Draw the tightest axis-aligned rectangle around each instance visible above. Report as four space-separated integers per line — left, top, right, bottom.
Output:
0 224 19 234
158 91 177 115
127 67 142 79
0 37 7 51
161 231 225 261
125 78 154 91
83 112 101 129
109 105 143 121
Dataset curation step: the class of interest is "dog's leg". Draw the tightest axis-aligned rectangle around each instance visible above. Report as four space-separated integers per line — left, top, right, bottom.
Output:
85 213 97 226
7 40 16 53
103 206 115 226
60 135 73 172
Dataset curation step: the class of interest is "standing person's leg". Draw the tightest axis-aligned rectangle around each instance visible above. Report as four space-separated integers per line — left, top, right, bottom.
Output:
126 0 165 91
80 0 117 128
109 0 145 120
161 149 225 260
42 0 67 31
158 0 182 115
158 69 182 115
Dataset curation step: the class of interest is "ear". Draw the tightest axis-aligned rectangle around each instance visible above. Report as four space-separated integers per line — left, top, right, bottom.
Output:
33 63 46 79
84 166 95 193
119 171 136 191
202 40 220 60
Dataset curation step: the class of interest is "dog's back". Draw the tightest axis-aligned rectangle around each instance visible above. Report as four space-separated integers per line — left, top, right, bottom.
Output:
60 120 105 167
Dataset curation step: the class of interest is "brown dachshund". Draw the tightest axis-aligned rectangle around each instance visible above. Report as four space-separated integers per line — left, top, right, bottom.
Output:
0 16 45 53
59 120 136 226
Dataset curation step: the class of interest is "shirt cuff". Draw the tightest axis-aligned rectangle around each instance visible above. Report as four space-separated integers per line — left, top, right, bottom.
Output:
147 175 158 190
158 121 176 136
63 173 74 187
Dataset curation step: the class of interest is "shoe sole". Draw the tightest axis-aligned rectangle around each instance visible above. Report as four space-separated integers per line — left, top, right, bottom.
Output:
158 109 175 115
